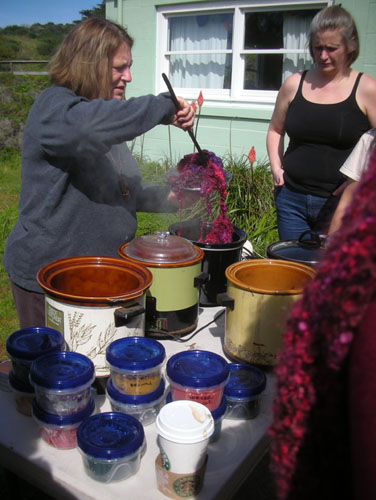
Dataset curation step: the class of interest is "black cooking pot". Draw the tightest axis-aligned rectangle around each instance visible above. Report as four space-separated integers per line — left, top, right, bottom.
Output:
266 230 327 267
169 220 247 306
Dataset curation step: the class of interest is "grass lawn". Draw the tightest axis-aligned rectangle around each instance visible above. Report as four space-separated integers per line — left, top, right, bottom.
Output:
0 149 20 359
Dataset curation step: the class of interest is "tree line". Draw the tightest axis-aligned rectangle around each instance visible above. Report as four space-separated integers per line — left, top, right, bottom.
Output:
0 1 105 60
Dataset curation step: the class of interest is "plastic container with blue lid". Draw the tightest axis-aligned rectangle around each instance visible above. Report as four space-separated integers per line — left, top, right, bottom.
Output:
29 351 95 415
106 337 165 396
210 395 227 442
6 327 64 386
8 370 34 417
77 412 146 483
32 397 95 449
106 376 165 426
166 350 229 411
224 363 267 420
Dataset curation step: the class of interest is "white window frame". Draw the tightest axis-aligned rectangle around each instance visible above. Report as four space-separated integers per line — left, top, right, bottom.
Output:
156 0 330 109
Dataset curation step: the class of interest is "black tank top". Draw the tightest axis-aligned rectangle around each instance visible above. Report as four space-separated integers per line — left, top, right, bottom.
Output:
283 70 371 197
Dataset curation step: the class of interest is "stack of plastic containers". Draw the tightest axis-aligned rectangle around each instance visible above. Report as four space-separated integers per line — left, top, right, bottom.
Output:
105 337 166 426
29 351 95 449
166 350 229 441
224 363 267 420
6 326 64 416
77 412 146 483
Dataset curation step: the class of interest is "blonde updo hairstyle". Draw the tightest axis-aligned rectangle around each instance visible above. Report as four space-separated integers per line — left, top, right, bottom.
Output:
308 5 359 67
49 17 134 100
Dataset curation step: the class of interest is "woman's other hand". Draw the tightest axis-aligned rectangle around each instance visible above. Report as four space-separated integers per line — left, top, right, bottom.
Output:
271 166 285 186
171 97 195 130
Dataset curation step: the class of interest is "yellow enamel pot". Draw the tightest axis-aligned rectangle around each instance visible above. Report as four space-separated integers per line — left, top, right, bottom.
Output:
220 259 316 366
118 231 205 338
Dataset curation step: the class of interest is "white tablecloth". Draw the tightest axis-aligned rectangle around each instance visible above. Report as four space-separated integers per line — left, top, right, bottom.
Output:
0 306 275 500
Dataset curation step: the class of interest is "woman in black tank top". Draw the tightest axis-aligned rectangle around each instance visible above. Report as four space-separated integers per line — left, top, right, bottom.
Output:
266 5 376 240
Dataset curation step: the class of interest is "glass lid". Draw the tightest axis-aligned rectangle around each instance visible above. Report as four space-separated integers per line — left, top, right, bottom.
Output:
122 231 201 264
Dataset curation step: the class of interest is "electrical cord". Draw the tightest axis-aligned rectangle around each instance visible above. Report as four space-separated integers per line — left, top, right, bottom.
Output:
156 308 226 343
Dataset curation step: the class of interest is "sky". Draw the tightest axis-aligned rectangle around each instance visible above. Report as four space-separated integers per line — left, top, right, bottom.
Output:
0 0 101 28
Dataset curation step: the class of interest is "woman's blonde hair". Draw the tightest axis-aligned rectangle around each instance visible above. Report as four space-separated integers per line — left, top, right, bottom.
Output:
308 5 359 66
49 17 133 100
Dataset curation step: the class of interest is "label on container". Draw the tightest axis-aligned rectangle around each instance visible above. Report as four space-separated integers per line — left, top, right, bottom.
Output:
46 302 64 333
171 388 222 411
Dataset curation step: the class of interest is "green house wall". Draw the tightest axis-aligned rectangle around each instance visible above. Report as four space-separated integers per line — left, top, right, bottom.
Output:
106 0 376 165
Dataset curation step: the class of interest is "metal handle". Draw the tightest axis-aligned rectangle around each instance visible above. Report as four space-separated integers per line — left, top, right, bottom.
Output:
162 73 207 165
194 271 209 288
216 292 235 310
297 230 322 249
114 303 145 327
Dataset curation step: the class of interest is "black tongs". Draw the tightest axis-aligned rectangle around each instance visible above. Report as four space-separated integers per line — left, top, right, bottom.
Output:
162 73 207 165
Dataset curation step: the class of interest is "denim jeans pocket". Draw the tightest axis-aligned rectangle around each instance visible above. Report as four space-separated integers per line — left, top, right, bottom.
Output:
273 185 283 198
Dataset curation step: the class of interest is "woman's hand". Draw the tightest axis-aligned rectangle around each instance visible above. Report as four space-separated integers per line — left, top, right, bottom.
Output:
271 166 285 186
171 97 195 130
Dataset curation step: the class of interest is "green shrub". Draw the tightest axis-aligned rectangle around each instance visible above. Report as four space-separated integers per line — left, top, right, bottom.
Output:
36 34 62 57
224 154 278 256
0 36 20 59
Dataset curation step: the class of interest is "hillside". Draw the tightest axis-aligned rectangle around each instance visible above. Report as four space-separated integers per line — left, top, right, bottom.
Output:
0 1 105 61
0 24 74 61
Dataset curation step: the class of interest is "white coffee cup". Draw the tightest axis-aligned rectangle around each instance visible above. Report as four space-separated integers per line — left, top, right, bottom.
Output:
155 400 214 474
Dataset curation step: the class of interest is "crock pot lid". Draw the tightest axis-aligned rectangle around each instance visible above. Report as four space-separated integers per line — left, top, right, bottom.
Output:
268 240 322 264
6 327 64 360
77 411 145 459
224 363 266 398
122 231 200 263
29 351 95 389
166 350 229 388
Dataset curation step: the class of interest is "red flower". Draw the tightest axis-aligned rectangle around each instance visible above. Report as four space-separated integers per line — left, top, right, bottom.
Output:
197 91 204 108
248 146 256 164
191 101 197 114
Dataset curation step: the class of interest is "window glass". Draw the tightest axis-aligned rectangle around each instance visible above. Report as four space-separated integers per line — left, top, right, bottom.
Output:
244 12 284 50
243 10 318 90
162 5 322 98
169 13 233 89
244 54 283 90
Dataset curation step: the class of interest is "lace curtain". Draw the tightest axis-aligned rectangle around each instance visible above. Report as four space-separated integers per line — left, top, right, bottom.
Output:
169 14 232 89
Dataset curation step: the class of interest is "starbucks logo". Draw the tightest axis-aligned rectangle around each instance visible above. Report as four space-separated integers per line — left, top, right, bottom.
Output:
173 476 202 497
161 450 170 471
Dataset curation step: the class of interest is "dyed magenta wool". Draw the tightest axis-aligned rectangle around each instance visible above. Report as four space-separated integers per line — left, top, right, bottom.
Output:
269 147 376 500
169 150 233 244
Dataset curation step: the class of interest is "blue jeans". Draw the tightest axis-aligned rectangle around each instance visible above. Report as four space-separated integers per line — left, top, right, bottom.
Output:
274 185 339 240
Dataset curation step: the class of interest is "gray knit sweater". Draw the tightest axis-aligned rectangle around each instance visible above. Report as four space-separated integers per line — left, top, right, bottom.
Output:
2 86 176 292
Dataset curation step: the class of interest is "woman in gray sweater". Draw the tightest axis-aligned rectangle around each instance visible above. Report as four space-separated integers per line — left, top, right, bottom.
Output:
2 17 194 328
